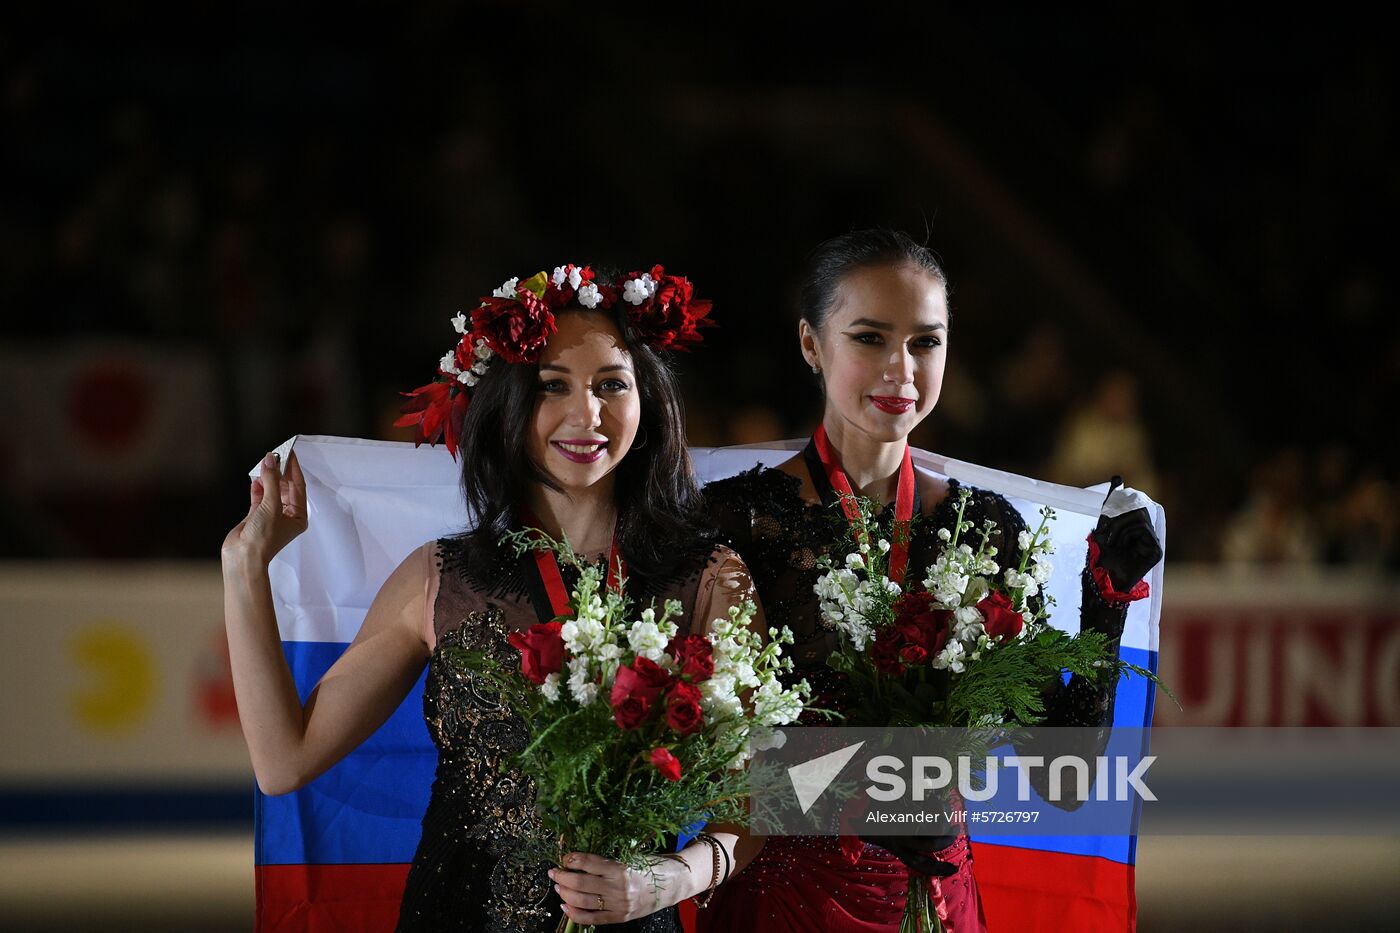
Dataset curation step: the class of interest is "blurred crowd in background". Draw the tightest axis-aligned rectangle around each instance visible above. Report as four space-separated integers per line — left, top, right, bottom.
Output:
1 6 1394 572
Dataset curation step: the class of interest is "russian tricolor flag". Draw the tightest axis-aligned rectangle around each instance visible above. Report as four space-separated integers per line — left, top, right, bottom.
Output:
253 436 1163 932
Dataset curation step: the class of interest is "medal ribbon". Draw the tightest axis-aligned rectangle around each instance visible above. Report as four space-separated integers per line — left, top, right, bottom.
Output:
520 510 625 618
810 423 917 585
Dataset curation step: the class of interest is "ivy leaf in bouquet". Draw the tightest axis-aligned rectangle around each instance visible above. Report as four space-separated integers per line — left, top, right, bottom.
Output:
446 528 810 933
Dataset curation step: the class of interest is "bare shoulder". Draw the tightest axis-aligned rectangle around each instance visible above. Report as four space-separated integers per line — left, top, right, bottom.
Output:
705 542 749 574
364 540 440 650
919 471 952 516
775 453 820 504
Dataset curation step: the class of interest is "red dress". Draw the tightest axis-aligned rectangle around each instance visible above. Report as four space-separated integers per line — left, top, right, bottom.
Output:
696 834 984 933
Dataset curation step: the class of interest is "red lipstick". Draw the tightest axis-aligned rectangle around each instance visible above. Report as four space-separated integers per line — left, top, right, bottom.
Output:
870 396 915 414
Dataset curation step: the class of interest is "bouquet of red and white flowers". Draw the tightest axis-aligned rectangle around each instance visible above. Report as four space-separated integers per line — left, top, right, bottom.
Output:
813 488 1154 932
449 530 809 933
815 487 1144 730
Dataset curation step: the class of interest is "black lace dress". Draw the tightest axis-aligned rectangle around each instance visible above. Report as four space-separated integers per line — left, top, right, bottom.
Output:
395 536 725 933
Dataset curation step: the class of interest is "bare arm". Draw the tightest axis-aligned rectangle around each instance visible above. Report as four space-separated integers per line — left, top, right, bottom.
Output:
221 451 432 795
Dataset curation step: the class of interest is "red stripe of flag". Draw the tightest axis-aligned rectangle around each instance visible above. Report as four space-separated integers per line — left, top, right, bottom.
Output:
257 864 410 932
974 843 1136 932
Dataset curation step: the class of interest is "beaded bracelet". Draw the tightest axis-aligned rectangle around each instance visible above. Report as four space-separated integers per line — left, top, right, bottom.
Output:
696 831 731 885
690 835 722 908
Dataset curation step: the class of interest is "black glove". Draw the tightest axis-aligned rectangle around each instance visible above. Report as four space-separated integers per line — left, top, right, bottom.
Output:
1092 506 1162 593
858 834 960 877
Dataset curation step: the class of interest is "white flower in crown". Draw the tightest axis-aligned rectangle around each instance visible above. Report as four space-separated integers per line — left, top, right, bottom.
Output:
492 276 520 298
451 312 468 334
622 273 656 306
439 351 461 375
460 371 477 386
540 672 561 702
551 265 569 287
473 339 493 360
577 282 603 308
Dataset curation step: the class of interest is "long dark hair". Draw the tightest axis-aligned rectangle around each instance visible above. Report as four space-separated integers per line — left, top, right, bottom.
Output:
799 228 949 332
454 304 709 583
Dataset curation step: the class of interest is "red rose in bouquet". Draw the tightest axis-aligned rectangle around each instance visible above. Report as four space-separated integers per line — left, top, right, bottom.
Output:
668 634 714 682
609 656 675 730
664 681 705 735
649 747 682 782
471 289 556 364
977 591 1024 642
869 626 905 676
892 591 951 660
507 621 564 685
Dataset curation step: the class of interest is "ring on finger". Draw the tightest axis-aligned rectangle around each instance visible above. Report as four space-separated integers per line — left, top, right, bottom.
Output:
596 894 605 911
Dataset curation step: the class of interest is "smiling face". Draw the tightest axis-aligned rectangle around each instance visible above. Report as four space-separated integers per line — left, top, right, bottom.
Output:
800 262 949 444
526 311 641 494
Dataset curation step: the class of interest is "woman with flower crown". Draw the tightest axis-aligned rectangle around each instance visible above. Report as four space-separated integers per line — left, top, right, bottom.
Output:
697 230 1162 932
221 264 761 932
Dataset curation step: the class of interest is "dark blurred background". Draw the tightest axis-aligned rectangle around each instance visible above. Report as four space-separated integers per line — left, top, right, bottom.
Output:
2 7 1398 931
2 4 1394 571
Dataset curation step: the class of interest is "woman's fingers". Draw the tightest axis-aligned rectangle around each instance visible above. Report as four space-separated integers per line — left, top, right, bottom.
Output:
286 451 307 517
551 854 645 922
558 902 613 925
550 867 607 897
257 453 282 515
558 851 619 877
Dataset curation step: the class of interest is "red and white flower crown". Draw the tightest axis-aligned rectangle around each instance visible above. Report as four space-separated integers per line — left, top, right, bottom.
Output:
396 263 714 457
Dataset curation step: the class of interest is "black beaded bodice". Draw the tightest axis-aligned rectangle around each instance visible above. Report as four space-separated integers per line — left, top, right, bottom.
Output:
395 537 704 933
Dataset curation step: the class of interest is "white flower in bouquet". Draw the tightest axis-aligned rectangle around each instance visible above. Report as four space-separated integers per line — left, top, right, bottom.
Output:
933 638 967 673
753 675 805 728
1004 568 1039 598
627 617 673 662
952 606 985 643
1031 557 1053 585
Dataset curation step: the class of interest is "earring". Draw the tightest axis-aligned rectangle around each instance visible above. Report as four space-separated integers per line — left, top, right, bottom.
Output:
632 428 649 450
811 364 821 374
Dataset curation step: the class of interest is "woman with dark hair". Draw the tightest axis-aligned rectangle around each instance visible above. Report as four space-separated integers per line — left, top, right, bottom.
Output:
222 264 758 932
696 232 1161 932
